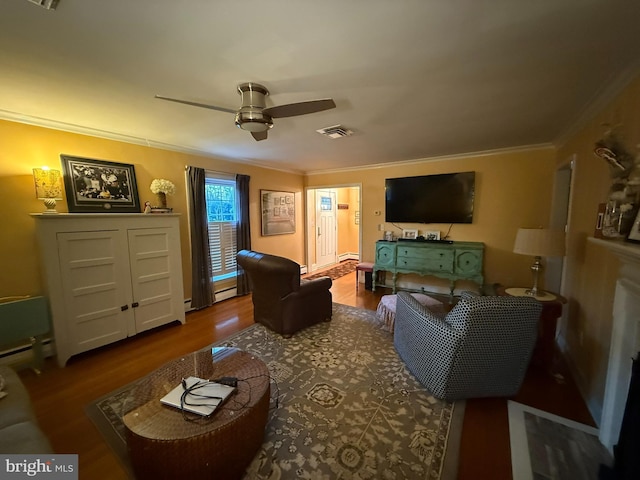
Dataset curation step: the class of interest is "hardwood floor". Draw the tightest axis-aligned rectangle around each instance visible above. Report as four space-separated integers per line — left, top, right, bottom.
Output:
16 271 594 479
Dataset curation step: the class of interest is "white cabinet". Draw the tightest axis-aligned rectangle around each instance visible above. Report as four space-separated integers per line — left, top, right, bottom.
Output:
33 214 185 366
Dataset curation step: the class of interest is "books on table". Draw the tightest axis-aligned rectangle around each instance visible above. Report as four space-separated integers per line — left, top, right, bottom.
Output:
160 376 236 416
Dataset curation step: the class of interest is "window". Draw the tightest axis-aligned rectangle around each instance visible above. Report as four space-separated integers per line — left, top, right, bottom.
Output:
205 176 237 282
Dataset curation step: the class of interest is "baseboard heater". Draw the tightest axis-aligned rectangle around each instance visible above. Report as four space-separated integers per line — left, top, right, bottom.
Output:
183 287 238 312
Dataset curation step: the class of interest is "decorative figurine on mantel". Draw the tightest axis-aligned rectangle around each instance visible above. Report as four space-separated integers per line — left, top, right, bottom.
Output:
594 125 640 238
149 178 176 213
143 201 152 214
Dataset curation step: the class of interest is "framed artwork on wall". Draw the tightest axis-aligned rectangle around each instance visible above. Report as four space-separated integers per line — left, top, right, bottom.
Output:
61 154 141 213
261 190 295 236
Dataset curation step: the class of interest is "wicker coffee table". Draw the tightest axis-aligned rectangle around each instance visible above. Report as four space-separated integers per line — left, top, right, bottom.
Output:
123 347 270 480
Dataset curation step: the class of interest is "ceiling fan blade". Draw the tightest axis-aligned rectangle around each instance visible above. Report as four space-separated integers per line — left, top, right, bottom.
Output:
252 131 268 141
155 95 236 114
264 99 336 118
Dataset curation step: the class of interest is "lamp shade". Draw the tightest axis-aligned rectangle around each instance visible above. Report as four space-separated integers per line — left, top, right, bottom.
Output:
33 168 63 200
513 228 565 257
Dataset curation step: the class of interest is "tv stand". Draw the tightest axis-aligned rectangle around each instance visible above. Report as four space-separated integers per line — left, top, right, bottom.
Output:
373 240 484 296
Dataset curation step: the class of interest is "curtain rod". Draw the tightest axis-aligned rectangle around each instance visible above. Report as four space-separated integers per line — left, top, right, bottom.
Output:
184 165 237 176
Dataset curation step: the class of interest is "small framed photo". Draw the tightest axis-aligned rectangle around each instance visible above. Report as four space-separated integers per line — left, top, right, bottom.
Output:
402 229 418 239
423 230 440 240
626 209 640 243
60 154 141 213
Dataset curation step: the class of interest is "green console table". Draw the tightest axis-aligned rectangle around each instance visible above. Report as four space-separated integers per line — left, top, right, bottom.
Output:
372 240 484 296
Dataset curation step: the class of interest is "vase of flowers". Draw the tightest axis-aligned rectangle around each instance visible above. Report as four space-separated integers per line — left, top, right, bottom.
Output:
150 179 176 211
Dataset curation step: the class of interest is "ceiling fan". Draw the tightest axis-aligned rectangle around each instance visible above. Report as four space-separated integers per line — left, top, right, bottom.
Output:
155 82 336 141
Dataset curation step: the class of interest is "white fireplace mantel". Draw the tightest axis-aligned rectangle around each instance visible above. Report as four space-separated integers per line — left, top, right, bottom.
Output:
588 237 640 452
589 237 640 266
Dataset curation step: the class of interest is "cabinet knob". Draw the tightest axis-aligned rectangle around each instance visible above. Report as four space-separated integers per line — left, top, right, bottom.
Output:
121 305 129 311
132 302 139 308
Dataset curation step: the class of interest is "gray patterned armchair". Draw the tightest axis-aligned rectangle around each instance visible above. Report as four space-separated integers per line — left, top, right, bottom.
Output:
393 291 542 401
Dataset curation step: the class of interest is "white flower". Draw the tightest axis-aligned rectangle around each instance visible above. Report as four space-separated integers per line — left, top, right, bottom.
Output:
609 190 627 201
150 179 176 195
620 203 634 213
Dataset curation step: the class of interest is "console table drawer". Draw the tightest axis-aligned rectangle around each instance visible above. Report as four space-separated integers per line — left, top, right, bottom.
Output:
397 255 454 272
398 247 452 261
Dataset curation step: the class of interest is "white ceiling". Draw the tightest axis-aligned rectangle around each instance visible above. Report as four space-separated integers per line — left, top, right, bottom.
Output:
2 0 639 174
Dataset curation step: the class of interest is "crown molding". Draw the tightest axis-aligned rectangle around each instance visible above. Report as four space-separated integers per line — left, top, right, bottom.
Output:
554 61 640 149
0 109 303 176
304 143 555 176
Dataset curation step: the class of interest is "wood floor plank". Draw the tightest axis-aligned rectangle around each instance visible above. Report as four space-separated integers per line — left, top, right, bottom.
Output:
16 270 592 479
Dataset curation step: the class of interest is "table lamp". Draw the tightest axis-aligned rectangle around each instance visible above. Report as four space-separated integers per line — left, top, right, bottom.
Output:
33 167 63 214
512 228 565 297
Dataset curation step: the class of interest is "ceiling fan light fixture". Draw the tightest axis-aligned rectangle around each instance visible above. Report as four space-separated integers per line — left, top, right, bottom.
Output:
235 111 273 132
27 0 58 10
156 81 335 141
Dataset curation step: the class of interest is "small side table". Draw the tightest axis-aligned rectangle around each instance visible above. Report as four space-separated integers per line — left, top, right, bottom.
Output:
500 287 566 372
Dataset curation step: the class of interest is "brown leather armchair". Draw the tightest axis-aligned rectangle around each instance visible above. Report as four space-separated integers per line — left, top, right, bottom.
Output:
236 250 332 336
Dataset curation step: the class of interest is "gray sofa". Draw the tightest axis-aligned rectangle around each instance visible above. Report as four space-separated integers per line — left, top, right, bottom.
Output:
0 366 52 453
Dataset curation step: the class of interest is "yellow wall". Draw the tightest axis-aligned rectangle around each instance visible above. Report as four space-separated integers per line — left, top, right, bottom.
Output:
307 147 557 287
555 74 640 418
0 120 305 299
336 187 360 256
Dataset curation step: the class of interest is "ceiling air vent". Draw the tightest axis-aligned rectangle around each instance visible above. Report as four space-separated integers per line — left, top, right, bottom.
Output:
316 125 353 139
27 0 59 10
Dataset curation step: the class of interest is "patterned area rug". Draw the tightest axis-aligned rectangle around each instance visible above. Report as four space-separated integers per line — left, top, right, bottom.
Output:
86 303 464 479
304 259 359 281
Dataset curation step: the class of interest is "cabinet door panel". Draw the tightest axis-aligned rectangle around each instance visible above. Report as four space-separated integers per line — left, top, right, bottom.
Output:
57 231 131 354
128 228 184 332
454 250 483 275
375 243 396 266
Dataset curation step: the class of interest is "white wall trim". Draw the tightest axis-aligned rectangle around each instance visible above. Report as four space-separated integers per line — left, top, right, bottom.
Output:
305 144 555 176
0 109 304 176
0 340 54 369
214 288 237 303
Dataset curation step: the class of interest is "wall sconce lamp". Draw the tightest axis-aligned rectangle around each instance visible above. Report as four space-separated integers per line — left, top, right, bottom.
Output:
512 228 566 297
33 167 63 214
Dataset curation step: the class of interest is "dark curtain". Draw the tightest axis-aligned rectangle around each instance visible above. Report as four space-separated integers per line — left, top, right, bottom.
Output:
186 166 215 309
236 173 251 295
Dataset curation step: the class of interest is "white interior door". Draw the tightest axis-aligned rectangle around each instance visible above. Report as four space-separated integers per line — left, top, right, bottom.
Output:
316 190 337 268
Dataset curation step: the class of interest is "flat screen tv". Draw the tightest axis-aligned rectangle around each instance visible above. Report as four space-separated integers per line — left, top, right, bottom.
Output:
385 171 475 224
